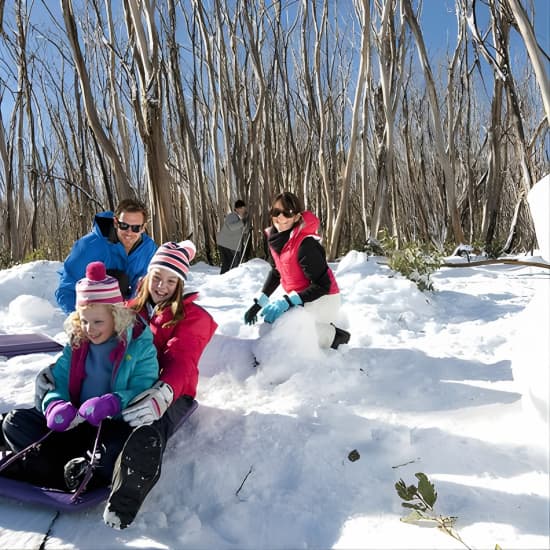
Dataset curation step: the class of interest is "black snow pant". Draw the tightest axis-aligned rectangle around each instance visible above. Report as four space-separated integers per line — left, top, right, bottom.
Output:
218 245 239 274
123 395 196 469
0 406 132 491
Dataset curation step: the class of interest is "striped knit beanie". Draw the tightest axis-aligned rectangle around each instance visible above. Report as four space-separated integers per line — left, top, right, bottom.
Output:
76 262 124 307
148 240 196 281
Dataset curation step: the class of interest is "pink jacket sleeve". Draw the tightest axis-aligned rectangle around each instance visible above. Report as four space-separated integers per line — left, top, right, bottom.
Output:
158 302 217 398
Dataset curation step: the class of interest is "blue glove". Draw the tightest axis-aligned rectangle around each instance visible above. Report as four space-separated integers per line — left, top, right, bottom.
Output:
261 292 302 324
244 293 270 325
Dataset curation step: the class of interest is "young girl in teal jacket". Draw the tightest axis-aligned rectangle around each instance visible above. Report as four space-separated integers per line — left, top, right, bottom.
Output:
0 261 158 491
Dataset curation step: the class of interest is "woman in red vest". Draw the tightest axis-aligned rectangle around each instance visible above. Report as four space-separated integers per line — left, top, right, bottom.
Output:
244 191 350 349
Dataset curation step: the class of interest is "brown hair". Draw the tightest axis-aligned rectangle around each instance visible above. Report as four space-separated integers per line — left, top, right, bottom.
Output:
271 191 304 214
115 199 148 222
131 273 185 328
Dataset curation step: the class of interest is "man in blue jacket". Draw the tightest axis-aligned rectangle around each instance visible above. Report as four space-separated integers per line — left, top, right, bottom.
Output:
55 199 158 314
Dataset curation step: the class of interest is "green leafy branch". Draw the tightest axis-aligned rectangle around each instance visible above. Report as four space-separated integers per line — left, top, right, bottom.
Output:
395 473 502 550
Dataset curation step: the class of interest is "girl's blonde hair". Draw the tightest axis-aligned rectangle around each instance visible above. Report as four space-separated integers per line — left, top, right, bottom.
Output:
64 303 137 347
131 272 185 328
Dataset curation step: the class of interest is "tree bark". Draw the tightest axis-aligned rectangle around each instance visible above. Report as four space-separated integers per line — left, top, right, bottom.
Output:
60 0 132 201
402 0 465 245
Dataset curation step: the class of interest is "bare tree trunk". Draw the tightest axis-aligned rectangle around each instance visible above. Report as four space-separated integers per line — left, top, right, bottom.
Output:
402 0 465 245
102 0 132 181
16 96 27 255
61 0 132 201
466 0 535 250
328 0 370 258
16 2 41 252
166 0 214 257
241 1 268 217
193 0 225 213
482 78 504 243
312 1 332 235
370 0 406 242
506 0 550 122
0 105 18 257
124 0 176 242
360 94 370 240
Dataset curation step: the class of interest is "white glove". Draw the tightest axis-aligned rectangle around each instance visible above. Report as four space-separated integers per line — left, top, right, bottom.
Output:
121 381 174 427
35 365 55 410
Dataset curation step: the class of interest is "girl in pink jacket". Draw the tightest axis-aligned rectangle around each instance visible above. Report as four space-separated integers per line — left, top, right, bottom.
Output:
104 240 217 530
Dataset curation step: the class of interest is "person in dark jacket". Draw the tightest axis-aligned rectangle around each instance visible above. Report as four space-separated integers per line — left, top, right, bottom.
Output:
55 199 157 314
243 191 350 349
216 199 248 274
1 262 159 492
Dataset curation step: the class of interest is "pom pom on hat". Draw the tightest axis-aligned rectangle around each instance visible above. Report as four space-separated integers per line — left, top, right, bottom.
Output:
86 261 108 281
148 240 196 281
76 261 124 307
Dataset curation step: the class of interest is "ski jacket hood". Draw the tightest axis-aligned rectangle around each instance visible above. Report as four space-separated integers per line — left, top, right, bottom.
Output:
55 212 157 315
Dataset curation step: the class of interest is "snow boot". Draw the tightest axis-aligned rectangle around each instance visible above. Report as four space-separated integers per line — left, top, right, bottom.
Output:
103 425 163 530
64 457 89 491
330 326 350 349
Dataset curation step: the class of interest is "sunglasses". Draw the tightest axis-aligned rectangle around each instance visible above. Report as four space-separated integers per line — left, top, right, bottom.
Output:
116 220 144 233
270 208 295 218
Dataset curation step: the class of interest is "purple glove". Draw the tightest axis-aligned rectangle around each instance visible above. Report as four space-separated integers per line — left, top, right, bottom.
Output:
45 400 80 432
79 394 121 426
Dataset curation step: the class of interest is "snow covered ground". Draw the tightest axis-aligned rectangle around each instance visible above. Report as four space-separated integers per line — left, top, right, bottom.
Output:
0 252 548 549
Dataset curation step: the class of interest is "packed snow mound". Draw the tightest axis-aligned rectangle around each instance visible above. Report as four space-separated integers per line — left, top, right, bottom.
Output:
528 173 549 262
511 280 550 420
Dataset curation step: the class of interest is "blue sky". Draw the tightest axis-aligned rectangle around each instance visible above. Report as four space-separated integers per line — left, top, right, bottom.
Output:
420 0 549 59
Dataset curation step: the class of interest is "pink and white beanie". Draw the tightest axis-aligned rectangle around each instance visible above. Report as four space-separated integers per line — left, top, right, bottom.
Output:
75 261 124 307
147 240 196 281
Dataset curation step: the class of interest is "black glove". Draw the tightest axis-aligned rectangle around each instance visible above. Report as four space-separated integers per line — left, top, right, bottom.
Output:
244 303 262 325
244 293 269 325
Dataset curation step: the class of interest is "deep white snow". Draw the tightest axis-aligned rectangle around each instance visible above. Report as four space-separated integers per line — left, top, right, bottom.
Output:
0 246 548 549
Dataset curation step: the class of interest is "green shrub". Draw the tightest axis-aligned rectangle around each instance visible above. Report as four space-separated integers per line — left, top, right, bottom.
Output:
484 239 506 259
387 242 442 291
0 248 14 270
377 228 398 254
23 248 49 262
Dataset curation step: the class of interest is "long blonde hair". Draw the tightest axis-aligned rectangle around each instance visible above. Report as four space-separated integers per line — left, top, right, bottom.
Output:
131 272 185 328
64 303 136 347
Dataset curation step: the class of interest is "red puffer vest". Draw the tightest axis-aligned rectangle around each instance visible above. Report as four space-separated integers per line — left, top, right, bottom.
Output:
266 210 339 295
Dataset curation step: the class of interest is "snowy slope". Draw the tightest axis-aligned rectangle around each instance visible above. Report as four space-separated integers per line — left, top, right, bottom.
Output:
0 253 548 549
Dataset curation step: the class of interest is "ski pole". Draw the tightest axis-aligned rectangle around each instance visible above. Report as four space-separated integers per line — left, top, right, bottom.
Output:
238 226 252 266
229 224 248 270
71 420 103 502
0 430 53 474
